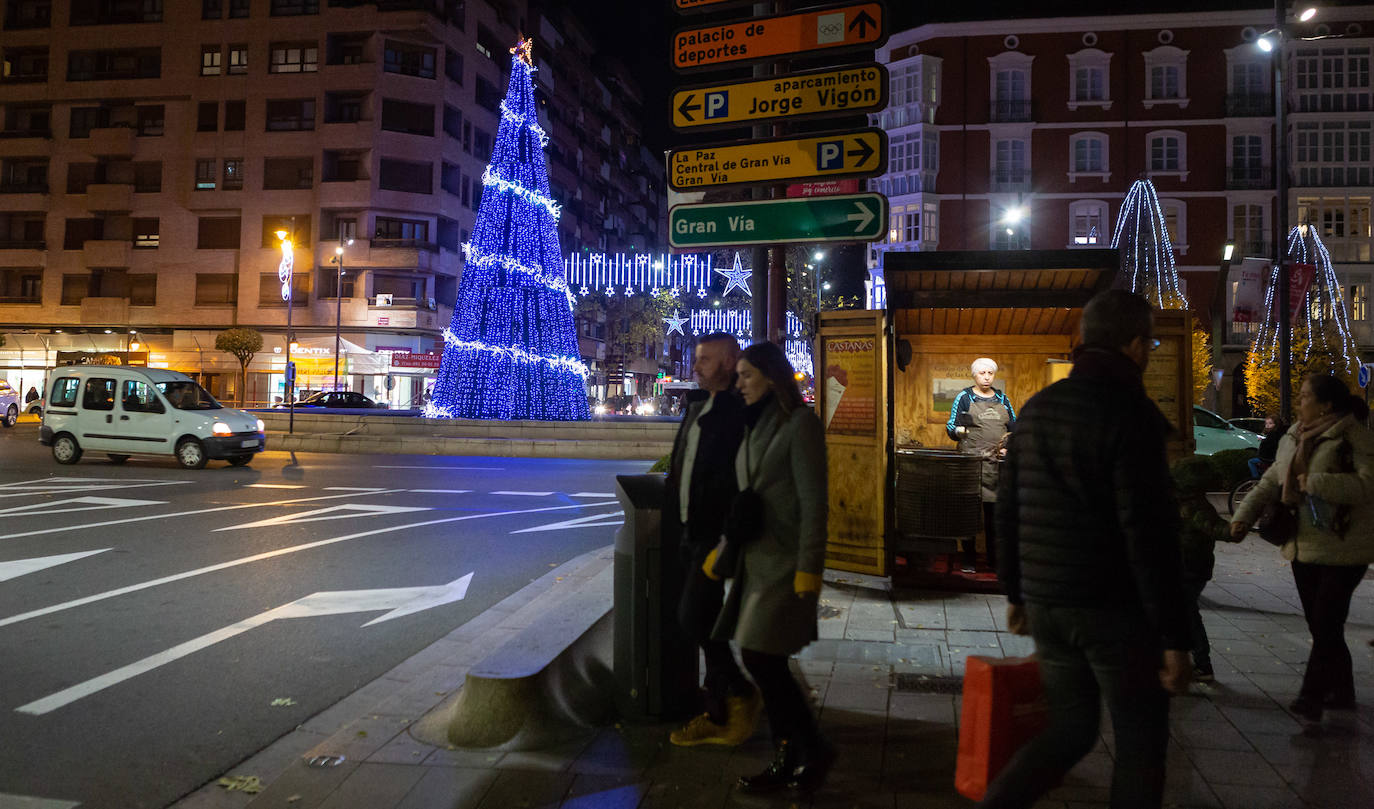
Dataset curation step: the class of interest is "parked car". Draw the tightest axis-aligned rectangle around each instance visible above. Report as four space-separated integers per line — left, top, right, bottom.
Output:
0 381 19 428
39 366 265 468
294 391 384 409
1193 405 1261 456
25 396 44 418
1227 417 1268 435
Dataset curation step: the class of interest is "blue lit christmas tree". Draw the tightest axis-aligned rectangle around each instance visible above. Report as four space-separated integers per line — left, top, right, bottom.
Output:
427 39 589 421
1111 178 1189 309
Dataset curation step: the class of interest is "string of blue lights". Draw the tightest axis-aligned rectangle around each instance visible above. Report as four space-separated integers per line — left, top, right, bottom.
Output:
426 40 590 421
1110 178 1189 309
1252 225 1358 375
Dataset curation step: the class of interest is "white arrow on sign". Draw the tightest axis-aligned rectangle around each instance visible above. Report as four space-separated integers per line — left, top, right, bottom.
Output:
511 510 624 534
16 572 473 716
0 496 163 518
214 503 430 532
846 201 875 233
0 549 109 584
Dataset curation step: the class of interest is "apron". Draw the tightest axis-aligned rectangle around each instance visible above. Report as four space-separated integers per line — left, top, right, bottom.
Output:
958 393 1011 502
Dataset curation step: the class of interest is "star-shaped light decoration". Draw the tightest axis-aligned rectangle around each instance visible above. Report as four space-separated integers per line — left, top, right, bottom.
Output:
606 285 617 297
664 312 688 336
579 285 590 295
715 252 751 297
510 37 535 67
696 288 708 299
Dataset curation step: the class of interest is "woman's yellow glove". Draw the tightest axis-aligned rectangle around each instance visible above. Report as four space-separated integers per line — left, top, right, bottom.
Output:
794 570 823 596
702 546 723 581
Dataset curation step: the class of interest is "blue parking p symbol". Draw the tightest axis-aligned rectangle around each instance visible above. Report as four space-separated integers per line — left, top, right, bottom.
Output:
817 140 843 170
705 92 729 119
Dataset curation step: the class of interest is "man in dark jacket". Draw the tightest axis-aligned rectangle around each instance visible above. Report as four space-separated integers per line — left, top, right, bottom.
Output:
663 332 760 746
979 290 1191 809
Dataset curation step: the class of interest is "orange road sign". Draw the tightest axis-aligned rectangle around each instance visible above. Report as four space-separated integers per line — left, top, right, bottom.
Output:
672 0 754 13
667 128 886 191
672 2 886 72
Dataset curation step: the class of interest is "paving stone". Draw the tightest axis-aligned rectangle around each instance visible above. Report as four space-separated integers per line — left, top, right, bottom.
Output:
1187 749 1286 787
1209 783 1305 809
472 769 573 809
638 780 731 809
394 767 497 809
1170 720 1254 752
561 775 646 809
315 763 427 809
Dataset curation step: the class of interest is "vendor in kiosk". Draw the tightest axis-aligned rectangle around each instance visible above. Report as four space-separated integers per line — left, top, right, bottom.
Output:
945 358 1017 573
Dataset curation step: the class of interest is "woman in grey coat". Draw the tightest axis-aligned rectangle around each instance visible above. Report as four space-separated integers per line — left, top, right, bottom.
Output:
705 341 832 794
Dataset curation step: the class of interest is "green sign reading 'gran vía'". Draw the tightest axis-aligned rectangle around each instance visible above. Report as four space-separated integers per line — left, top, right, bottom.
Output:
668 193 888 248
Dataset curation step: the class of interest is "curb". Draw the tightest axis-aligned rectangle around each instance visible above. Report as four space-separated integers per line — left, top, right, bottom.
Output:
264 433 670 460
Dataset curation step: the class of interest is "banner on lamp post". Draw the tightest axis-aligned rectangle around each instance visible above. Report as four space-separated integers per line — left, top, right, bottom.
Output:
1231 259 1266 323
1287 262 1317 320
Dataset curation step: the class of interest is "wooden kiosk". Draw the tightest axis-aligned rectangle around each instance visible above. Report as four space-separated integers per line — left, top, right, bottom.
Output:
816 249 1192 579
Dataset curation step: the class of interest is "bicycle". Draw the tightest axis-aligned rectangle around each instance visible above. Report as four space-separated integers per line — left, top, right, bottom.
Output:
1228 458 1272 515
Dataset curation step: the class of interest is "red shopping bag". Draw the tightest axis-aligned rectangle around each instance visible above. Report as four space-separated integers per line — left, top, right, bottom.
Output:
954 655 1049 800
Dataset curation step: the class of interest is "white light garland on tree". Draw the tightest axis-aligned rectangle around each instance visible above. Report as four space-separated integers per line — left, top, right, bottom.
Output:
1251 225 1358 374
1110 178 1189 309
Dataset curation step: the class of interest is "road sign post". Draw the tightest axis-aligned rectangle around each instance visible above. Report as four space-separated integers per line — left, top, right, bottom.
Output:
671 63 888 130
673 2 886 71
669 194 888 248
668 128 886 190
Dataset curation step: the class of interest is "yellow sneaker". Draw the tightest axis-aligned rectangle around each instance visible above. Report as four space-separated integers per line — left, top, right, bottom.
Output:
720 690 763 745
669 712 732 746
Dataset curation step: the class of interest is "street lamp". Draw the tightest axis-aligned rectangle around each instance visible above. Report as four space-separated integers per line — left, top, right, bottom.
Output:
277 228 295 434
1259 3 1318 421
331 238 354 395
1001 205 1028 248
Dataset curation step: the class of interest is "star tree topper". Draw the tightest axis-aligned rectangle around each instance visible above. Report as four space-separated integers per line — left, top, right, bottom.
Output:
715 252 752 297
510 37 534 66
664 312 688 336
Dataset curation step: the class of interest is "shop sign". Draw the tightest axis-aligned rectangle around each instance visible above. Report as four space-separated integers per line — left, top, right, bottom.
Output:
56 351 149 367
668 127 885 190
787 179 861 197
672 2 886 72
391 352 442 369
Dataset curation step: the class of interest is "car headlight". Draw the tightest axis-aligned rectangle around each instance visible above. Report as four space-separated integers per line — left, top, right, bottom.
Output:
256 419 265 432
212 421 233 436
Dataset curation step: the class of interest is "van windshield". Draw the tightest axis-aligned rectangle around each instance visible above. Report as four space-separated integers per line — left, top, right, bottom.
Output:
156 381 222 411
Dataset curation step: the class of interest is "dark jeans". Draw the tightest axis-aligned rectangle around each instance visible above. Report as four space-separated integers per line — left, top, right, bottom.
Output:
740 648 816 746
1183 576 1211 668
978 604 1170 809
678 542 750 724
1291 560 1369 703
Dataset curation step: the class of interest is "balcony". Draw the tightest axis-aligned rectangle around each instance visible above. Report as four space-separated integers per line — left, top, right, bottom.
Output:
990 170 1031 192
0 181 47 194
0 128 51 140
990 99 1033 122
82 239 131 267
1225 167 1273 190
86 126 135 157
80 296 128 324
85 183 134 212
0 239 43 249
1225 93 1273 117
0 71 46 84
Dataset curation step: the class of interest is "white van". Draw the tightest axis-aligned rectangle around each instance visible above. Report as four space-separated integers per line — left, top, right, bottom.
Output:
39 366 266 469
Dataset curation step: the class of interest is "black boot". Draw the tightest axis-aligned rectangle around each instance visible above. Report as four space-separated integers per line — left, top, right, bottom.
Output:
737 739 796 794
788 735 836 793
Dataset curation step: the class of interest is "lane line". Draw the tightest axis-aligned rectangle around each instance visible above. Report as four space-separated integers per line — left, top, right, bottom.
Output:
0 500 615 630
375 465 504 470
408 489 472 494
245 484 306 489
323 487 389 492
570 492 617 498
0 793 81 808
0 489 409 541
490 490 554 496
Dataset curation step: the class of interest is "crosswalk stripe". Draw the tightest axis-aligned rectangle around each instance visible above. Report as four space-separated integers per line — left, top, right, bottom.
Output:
570 492 616 498
246 484 306 489
409 489 472 494
490 490 554 496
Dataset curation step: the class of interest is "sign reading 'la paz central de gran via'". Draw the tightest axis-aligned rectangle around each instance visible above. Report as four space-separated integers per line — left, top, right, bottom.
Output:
671 63 888 130
668 128 886 190
669 193 889 248
672 1 886 71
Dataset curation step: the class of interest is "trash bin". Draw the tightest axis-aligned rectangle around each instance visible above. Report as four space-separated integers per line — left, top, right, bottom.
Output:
613 474 698 721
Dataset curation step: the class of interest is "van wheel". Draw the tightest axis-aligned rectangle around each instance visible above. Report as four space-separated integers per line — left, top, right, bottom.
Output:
176 437 208 470
227 455 252 467
52 434 82 464
1 404 16 427
107 454 130 464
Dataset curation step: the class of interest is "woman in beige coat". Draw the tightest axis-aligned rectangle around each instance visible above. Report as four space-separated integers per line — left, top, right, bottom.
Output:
1231 374 1374 724
704 341 831 794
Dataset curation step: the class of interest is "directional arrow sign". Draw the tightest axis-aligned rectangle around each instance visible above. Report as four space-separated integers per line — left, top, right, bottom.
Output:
668 128 886 191
16 573 474 715
673 1 886 72
671 63 888 131
670 193 889 249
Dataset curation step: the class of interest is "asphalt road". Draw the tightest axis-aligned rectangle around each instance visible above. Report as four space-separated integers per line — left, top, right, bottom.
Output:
0 423 648 809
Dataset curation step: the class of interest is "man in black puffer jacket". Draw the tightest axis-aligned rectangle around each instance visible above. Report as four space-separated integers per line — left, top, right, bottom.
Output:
977 290 1191 809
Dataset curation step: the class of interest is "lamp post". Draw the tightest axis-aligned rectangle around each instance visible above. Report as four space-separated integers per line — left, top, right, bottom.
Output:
331 238 353 394
1259 4 1317 421
1212 243 1235 371
277 229 295 434
812 250 827 318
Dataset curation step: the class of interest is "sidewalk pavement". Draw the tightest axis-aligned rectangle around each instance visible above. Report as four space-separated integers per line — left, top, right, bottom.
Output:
173 537 1374 809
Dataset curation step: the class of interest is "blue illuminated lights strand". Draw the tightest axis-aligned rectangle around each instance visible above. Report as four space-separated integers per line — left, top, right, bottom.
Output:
1110 179 1189 309
1252 226 1358 375
564 251 716 295
428 40 589 421
500 100 549 147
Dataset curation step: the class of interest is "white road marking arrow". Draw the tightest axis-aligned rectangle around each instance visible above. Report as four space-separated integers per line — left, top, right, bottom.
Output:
0 496 163 517
0 477 190 499
511 510 624 534
214 503 430 532
15 573 473 716
0 550 109 584
846 201 875 233
0 792 81 808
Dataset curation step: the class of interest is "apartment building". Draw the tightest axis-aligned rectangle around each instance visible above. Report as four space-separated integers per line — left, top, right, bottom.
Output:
868 6 1374 408
0 0 664 408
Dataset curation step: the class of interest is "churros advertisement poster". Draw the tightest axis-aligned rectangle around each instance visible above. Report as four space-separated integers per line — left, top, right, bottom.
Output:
822 337 877 436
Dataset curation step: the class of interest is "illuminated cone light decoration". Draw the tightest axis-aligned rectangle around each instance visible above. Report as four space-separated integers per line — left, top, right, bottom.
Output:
426 39 589 420
1110 178 1189 309
1251 225 1358 376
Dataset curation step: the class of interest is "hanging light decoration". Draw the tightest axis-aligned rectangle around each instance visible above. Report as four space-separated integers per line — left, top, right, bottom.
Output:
1251 224 1358 375
1110 178 1189 309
